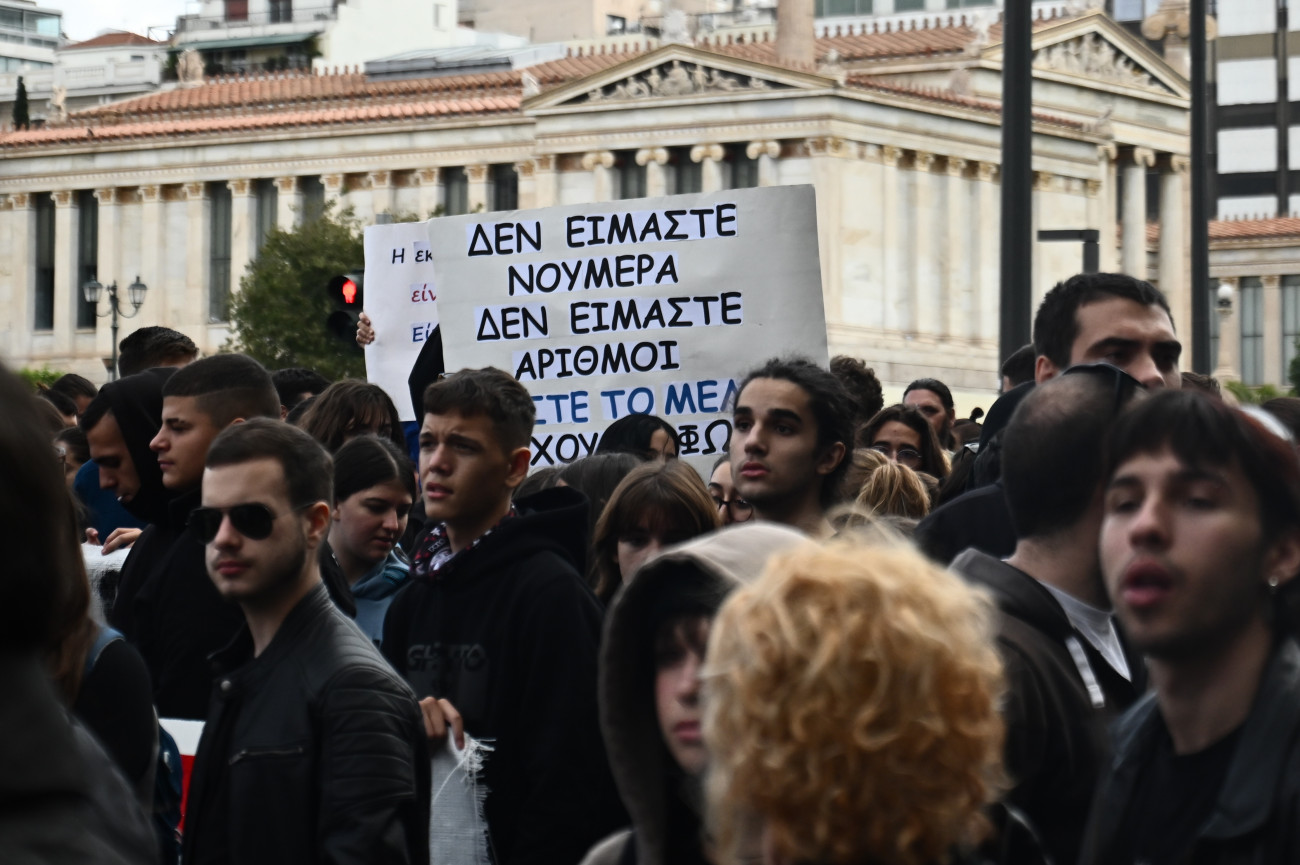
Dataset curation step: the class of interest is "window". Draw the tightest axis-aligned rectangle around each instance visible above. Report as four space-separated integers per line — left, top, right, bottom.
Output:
727 144 759 189
269 0 293 23
490 163 518 212
444 168 469 216
894 0 926 10
225 0 249 21
607 14 627 34
814 0 872 15
34 193 54 331
615 151 646 200
76 190 98 329
1283 276 1300 383
301 176 326 223
209 182 233 323
1240 277 1264 385
254 179 278 252
945 0 995 7
668 148 701 195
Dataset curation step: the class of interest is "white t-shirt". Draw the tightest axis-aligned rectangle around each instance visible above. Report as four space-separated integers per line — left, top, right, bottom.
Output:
1041 582 1132 682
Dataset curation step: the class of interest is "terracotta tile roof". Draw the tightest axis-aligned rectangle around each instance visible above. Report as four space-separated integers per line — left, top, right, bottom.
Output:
60 31 166 51
845 74 1086 130
0 96 521 147
1145 217 1300 245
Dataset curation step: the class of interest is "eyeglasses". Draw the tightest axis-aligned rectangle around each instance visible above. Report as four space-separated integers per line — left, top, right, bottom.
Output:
188 503 307 544
1062 362 1145 415
711 495 753 522
869 443 923 468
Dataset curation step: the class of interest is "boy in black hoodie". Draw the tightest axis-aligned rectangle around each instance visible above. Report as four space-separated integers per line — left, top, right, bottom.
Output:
381 367 625 865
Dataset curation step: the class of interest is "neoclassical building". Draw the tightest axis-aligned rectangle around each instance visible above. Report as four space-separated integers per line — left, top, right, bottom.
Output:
0 9 1194 395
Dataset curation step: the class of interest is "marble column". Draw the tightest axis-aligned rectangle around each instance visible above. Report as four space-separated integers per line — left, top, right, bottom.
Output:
808 137 848 324
913 151 938 336
514 161 537 210
691 143 725 192
533 156 558 208
882 146 904 333
1263 274 1284 386
1099 144 1120 272
1158 155 1190 338
322 174 345 207
1121 147 1155 278
93 188 121 360
637 147 670 197
747 140 781 187
414 168 441 217
582 151 615 202
1213 276 1240 383
945 157 971 340
52 190 78 352
183 182 210 326
274 176 301 231
2 194 35 353
228 179 258 296
139 185 168 325
369 170 394 221
465 164 490 212
976 162 1001 345
93 188 122 313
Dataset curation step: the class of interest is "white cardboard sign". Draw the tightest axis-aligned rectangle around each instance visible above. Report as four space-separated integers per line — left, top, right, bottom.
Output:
364 185 827 469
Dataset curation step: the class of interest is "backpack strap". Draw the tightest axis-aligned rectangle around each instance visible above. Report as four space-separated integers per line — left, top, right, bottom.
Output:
84 624 125 679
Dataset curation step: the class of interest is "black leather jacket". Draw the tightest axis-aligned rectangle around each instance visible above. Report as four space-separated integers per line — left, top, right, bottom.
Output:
1081 637 1300 865
182 584 430 865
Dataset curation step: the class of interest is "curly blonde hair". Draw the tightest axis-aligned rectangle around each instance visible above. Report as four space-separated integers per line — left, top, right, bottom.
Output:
703 540 1006 865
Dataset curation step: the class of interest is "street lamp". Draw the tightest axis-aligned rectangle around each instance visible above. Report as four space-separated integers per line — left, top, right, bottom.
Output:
84 275 147 381
1213 281 1234 383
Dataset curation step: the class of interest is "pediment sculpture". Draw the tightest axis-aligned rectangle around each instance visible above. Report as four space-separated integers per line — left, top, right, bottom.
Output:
1033 34 1166 92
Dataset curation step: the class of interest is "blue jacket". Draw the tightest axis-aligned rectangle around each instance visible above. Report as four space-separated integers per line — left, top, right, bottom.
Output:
350 549 410 644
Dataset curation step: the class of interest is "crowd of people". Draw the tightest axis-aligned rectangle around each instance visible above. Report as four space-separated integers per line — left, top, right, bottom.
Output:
6 271 1300 865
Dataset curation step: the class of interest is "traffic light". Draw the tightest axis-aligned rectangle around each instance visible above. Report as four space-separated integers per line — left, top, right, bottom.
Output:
326 272 364 343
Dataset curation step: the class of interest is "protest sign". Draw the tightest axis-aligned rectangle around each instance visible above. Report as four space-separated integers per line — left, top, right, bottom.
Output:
364 185 827 469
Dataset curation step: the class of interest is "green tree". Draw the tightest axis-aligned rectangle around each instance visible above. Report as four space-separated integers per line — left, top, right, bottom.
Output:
226 203 365 381
1289 338 1300 395
13 76 29 130
1224 380 1284 405
17 366 62 389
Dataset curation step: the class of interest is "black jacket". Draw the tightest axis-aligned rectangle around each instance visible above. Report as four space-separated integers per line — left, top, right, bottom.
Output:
382 486 626 865
952 550 1147 865
126 487 247 720
183 584 429 865
1081 638 1300 865
917 484 1017 567
93 368 178 633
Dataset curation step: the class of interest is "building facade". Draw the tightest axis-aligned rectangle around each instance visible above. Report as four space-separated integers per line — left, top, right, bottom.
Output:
0 10 1191 397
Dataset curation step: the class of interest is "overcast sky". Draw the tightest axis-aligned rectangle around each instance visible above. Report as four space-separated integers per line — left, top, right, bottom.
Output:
52 0 197 42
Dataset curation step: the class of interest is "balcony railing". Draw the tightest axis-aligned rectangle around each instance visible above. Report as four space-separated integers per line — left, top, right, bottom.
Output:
175 3 338 33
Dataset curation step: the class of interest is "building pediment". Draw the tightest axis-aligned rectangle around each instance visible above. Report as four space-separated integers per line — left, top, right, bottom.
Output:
524 44 835 111
986 12 1188 100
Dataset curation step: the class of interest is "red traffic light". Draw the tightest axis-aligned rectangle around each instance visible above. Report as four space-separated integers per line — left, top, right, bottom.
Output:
341 278 357 304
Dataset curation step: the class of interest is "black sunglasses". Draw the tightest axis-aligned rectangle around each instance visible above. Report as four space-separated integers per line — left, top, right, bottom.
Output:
1061 362 1145 414
188 503 307 544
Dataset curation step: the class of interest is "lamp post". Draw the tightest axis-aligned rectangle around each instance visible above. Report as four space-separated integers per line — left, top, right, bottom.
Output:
83 276 147 381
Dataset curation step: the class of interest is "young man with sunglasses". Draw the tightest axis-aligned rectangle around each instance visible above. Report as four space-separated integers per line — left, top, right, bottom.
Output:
381 367 625 865
728 357 854 537
182 419 429 865
949 365 1149 865
126 353 281 719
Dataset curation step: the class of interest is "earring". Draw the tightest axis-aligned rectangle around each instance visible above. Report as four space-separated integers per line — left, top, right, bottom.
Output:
1269 575 1281 590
